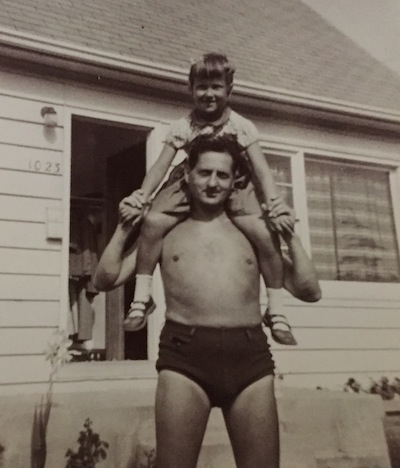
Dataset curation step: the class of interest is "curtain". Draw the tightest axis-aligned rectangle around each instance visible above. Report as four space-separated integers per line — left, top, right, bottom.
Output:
305 158 400 282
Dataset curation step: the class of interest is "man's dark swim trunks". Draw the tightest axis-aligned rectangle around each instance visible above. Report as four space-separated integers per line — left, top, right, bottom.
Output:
156 319 275 407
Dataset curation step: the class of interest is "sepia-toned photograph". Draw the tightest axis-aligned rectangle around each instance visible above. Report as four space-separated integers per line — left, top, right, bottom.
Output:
0 0 399 466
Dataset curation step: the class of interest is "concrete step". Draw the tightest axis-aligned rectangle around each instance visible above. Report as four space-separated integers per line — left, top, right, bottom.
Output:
0 386 392 467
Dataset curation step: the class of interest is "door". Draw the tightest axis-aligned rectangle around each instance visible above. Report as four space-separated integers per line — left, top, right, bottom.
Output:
106 142 147 360
69 115 148 361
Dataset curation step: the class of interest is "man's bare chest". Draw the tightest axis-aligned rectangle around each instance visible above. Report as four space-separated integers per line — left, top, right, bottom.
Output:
162 221 257 270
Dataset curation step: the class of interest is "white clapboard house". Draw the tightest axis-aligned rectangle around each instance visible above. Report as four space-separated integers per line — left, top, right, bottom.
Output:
0 0 399 395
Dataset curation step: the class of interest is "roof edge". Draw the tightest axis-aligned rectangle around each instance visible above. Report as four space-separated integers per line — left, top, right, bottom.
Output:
1 27 400 123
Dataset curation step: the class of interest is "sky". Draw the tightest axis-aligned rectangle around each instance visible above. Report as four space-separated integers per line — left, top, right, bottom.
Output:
301 0 400 76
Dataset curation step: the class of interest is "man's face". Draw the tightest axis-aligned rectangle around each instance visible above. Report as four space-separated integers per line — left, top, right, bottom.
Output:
185 150 235 207
191 77 232 119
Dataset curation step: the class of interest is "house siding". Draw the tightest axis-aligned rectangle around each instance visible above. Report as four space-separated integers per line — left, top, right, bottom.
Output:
0 69 399 394
270 284 400 389
0 73 65 389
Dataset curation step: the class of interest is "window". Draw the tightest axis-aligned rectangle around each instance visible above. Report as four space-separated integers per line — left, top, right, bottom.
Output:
267 153 293 207
305 156 400 282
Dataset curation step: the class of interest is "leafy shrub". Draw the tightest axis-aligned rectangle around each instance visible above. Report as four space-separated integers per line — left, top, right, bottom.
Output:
344 376 400 400
65 419 109 468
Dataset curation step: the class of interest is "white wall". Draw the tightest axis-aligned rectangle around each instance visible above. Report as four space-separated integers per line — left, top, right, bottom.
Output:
0 75 65 390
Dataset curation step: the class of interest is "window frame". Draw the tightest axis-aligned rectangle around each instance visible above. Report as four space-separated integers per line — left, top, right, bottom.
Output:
260 140 400 286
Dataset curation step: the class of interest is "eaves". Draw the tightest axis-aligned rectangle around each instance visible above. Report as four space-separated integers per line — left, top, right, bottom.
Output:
1 27 400 133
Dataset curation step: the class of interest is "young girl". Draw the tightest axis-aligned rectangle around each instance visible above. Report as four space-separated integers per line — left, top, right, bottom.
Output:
120 52 297 345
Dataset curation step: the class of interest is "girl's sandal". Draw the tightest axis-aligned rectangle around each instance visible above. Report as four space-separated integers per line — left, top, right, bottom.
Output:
124 297 156 332
262 312 297 346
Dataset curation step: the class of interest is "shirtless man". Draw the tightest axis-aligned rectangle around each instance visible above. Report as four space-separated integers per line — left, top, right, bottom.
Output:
94 135 321 468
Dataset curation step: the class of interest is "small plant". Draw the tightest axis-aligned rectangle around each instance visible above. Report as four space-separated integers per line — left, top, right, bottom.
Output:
137 448 156 468
392 377 400 394
369 376 396 400
31 330 79 468
65 418 109 468
343 377 362 393
344 376 400 400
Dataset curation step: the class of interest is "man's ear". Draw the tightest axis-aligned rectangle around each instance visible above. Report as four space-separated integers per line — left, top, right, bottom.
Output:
184 161 190 183
229 173 236 191
227 84 233 96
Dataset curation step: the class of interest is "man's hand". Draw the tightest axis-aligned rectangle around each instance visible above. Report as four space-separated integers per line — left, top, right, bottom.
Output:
261 197 295 236
269 214 295 236
118 207 144 230
265 196 290 218
119 202 142 224
119 190 147 223
125 189 146 209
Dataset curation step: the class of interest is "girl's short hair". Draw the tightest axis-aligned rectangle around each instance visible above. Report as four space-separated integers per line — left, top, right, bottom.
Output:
189 52 235 88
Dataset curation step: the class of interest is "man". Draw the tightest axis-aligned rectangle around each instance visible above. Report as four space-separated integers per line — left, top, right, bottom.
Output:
94 135 321 468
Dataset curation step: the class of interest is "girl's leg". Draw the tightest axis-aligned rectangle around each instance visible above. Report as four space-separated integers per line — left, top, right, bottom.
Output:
232 214 297 346
123 177 190 331
124 211 183 331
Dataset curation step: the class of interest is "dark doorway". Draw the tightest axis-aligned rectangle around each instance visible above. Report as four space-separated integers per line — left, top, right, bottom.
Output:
69 115 148 360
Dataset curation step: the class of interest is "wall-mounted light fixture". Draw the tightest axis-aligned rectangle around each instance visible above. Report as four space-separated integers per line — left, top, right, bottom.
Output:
41 106 58 127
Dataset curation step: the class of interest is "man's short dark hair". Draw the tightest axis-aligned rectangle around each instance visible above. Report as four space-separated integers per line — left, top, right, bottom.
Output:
187 135 242 173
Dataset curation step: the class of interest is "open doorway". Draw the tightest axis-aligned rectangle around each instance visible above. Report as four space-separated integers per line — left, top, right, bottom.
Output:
68 115 149 361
